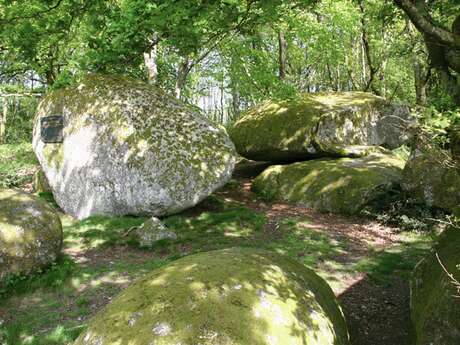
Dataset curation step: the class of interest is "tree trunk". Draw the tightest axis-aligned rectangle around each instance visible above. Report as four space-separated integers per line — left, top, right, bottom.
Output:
45 66 56 86
144 48 158 84
0 97 7 144
278 31 287 80
175 58 192 99
414 62 428 105
358 0 377 93
394 0 460 105
144 34 159 84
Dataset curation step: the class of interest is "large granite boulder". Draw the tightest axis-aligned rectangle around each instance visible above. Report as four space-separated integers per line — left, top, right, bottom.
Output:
253 153 404 215
0 189 62 281
229 92 413 162
33 74 236 219
74 247 349 345
401 147 460 212
411 226 460 345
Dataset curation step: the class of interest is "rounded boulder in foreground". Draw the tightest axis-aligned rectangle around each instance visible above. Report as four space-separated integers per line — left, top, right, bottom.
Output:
74 248 349 345
33 74 236 219
0 189 62 281
411 226 460 344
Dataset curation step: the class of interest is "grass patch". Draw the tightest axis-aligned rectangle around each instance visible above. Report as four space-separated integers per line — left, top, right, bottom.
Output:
0 256 77 301
63 215 147 250
355 232 436 281
0 143 38 188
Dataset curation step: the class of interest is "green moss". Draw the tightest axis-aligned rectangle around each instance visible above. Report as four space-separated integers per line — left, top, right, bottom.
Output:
0 143 39 188
74 247 349 345
229 92 390 162
33 74 236 211
411 226 460 345
401 147 460 212
253 153 404 215
450 123 460 160
33 169 51 193
0 189 63 281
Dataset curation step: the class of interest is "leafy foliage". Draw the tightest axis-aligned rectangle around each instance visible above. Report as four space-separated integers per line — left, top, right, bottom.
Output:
361 186 448 232
0 143 38 188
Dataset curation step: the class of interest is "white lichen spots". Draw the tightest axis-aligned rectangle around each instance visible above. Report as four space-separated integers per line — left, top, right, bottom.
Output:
198 330 218 341
25 207 42 217
266 334 278 345
127 312 143 326
273 305 289 326
32 74 236 220
152 322 172 336
84 333 91 343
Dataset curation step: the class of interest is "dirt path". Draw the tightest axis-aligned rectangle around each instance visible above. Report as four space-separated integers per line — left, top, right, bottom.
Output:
221 161 414 345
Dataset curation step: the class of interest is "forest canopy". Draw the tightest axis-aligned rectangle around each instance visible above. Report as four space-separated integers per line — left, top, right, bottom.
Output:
0 0 459 118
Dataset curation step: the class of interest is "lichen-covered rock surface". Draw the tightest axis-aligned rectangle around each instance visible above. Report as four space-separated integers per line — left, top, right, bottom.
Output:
33 169 52 193
74 247 349 345
253 153 404 215
229 92 413 162
33 74 236 219
449 123 460 161
132 217 177 248
401 147 460 212
411 226 460 345
0 189 62 282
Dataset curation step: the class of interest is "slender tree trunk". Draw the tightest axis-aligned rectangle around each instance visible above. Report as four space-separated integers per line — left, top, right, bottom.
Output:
144 42 158 84
45 71 55 86
413 60 428 105
175 58 192 99
278 31 287 80
358 0 377 93
0 97 7 144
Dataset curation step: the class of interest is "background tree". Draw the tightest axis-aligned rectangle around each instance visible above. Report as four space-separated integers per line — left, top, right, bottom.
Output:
393 0 460 105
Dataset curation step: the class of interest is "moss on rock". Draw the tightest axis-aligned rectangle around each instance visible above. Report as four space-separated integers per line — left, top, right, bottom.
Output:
411 226 460 345
74 247 349 345
253 153 404 215
0 189 62 282
32 74 236 219
33 169 52 193
449 123 460 161
401 147 460 212
229 92 413 162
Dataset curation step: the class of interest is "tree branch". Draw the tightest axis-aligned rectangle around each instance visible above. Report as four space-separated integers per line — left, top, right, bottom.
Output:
0 0 65 25
393 0 460 49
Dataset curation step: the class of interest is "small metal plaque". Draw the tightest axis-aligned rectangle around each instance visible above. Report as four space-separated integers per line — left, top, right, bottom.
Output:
41 116 64 143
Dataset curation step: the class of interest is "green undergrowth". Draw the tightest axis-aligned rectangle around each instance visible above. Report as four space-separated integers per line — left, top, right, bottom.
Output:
1 193 436 345
0 143 38 188
361 185 448 232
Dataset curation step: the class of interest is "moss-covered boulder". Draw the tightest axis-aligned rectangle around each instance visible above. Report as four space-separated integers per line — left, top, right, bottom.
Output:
401 147 460 212
0 189 62 281
253 153 404 214
449 123 460 161
229 92 413 162
33 169 52 193
131 217 177 248
74 247 349 345
411 226 460 345
33 74 236 219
